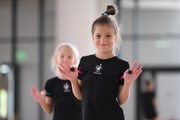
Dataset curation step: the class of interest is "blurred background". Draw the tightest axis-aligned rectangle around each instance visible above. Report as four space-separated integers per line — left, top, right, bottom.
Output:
0 0 180 120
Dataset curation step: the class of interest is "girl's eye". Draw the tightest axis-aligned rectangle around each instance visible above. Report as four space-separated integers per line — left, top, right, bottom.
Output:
68 56 72 59
96 35 101 38
60 55 64 58
107 35 112 37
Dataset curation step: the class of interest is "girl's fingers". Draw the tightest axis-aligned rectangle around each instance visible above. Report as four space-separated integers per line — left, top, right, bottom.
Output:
30 86 37 94
59 61 75 74
65 60 71 68
59 63 67 71
134 62 139 70
136 63 142 71
58 67 65 74
59 62 71 72
131 62 142 73
30 89 37 99
30 86 41 97
33 85 40 92
128 62 143 81
136 66 143 76
133 62 140 71
30 91 35 97
134 64 142 73
130 62 137 71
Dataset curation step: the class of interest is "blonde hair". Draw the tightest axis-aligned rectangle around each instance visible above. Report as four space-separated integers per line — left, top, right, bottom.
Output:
50 43 80 75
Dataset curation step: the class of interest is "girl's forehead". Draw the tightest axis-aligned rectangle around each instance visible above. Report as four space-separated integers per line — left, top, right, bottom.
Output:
58 46 73 53
94 25 114 33
59 46 71 50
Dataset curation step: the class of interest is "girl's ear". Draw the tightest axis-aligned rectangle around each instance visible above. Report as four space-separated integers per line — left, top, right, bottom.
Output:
92 34 95 42
92 34 94 40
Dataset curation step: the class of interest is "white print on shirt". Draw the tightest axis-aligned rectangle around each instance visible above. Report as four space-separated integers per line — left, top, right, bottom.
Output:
93 63 103 75
63 82 70 92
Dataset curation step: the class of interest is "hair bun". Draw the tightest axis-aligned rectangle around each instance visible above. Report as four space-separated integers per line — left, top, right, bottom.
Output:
106 5 116 15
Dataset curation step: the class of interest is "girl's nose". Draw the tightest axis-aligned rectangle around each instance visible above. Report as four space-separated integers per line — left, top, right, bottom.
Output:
63 57 68 62
62 58 66 63
100 37 105 41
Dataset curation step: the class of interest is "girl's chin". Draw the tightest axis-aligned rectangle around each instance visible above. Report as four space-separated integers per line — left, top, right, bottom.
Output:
57 73 66 79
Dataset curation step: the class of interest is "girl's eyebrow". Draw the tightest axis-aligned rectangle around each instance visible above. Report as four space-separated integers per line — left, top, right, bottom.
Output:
95 32 112 34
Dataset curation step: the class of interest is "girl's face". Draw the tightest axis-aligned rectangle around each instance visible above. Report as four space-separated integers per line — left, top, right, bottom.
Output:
55 46 76 67
92 25 117 55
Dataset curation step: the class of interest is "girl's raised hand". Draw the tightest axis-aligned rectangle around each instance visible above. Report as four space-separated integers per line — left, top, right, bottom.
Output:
123 62 143 85
30 85 46 104
58 60 78 83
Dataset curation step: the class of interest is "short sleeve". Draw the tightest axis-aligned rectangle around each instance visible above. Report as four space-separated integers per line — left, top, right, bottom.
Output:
118 61 130 85
44 80 53 97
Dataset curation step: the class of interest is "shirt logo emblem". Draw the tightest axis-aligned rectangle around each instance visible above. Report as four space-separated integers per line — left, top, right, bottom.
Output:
93 63 103 75
63 82 70 92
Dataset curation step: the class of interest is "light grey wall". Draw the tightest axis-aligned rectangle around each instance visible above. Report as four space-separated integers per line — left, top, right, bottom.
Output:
54 0 97 56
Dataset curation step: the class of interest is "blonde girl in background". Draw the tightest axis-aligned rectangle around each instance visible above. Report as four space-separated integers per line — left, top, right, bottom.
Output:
30 43 82 120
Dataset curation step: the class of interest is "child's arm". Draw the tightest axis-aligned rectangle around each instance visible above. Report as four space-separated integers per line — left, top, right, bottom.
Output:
117 84 131 105
40 95 53 114
71 79 82 100
30 86 53 114
58 61 82 100
117 62 143 105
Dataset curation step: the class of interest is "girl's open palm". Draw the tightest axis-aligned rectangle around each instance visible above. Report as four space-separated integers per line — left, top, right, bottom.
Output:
123 62 143 85
30 86 46 104
58 61 78 83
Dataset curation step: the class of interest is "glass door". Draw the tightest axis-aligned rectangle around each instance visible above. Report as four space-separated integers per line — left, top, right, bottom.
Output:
0 64 15 120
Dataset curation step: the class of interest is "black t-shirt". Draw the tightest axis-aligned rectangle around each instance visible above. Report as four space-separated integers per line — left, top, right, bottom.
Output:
78 54 129 120
44 77 82 120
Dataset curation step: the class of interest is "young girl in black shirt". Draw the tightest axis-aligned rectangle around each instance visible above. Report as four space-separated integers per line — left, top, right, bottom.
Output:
58 5 143 120
30 43 82 120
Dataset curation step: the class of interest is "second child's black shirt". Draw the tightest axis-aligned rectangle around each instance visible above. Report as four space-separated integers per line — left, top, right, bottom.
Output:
44 77 82 120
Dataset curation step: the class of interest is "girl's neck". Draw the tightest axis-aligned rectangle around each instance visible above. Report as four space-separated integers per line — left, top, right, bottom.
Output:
95 52 115 59
57 73 67 80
